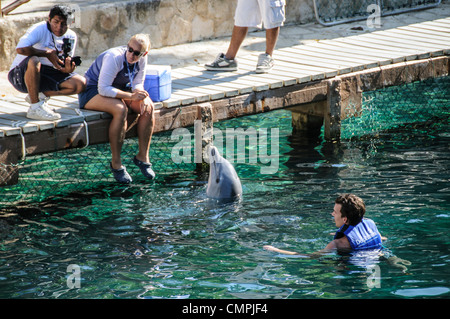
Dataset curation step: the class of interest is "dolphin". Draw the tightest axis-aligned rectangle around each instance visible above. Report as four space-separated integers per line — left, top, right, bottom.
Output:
206 146 242 200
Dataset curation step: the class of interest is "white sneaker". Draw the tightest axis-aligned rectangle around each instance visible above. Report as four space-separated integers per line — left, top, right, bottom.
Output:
256 53 274 74
25 93 56 112
205 53 238 71
27 100 61 121
25 93 50 104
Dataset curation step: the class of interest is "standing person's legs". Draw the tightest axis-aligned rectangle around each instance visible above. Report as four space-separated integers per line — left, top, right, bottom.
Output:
259 0 285 56
264 27 280 57
255 0 286 73
204 0 261 71
224 26 248 61
227 0 262 59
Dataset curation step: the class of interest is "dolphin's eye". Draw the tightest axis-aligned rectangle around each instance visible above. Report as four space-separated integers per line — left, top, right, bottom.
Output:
216 178 220 183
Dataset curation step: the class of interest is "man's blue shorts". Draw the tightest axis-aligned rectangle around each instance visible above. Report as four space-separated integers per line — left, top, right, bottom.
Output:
8 56 76 93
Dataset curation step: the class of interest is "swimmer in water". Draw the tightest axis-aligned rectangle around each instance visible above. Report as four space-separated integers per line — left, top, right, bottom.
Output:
264 193 411 272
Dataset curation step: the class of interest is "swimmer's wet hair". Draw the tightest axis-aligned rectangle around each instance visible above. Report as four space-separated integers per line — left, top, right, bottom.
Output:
335 194 366 226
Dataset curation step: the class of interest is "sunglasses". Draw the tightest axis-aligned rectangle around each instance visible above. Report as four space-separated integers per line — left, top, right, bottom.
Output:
127 45 145 57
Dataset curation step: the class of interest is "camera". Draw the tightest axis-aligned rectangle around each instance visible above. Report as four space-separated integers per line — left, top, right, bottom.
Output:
60 38 82 67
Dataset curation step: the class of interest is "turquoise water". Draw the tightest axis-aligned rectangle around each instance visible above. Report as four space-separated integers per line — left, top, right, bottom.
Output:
0 79 449 299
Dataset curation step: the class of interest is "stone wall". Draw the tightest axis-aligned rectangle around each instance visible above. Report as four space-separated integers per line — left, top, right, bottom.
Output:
0 0 316 71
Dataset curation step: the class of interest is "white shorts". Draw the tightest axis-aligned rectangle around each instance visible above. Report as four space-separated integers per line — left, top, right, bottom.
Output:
234 0 286 29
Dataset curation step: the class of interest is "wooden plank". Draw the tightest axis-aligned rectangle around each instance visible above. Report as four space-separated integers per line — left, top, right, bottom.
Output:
270 51 339 74
375 32 449 56
0 101 47 132
410 22 450 33
172 73 242 94
4 95 105 122
275 49 353 75
0 114 38 133
432 17 450 24
282 45 382 70
172 83 225 101
422 20 450 29
173 68 255 93
230 54 298 87
360 32 447 52
268 58 331 80
197 63 284 91
0 102 55 131
169 92 196 105
388 28 450 46
162 97 181 108
293 43 385 65
206 68 275 92
397 25 450 40
173 76 242 97
48 94 79 103
235 56 289 86
240 55 316 82
172 82 216 97
174 66 271 92
0 120 22 136
333 37 421 60
171 88 212 103
277 46 360 69
311 42 394 66
319 39 407 63
347 32 440 53
234 59 287 88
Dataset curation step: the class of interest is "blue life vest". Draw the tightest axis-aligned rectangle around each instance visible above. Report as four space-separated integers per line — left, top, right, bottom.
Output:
334 218 382 251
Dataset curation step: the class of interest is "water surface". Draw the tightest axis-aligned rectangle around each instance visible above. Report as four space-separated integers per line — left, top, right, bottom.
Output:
0 78 449 299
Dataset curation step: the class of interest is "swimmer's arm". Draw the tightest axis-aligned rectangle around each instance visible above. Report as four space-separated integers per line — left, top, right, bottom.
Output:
263 245 330 258
264 237 350 257
263 245 301 255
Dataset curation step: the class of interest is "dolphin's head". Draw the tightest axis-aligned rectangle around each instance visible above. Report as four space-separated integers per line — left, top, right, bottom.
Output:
206 146 242 200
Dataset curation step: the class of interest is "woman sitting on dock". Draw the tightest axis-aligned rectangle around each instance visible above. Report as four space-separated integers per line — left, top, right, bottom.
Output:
78 34 155 184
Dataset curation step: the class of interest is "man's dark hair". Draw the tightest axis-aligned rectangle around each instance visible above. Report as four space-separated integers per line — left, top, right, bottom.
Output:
49 5 72 21
335 194 366 226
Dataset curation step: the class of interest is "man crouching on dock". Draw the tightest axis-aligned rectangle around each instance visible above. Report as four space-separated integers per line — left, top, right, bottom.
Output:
8 5 86 121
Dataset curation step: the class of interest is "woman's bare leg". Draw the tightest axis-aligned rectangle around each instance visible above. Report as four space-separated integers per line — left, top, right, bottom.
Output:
84 95 128 169
126 100 155 163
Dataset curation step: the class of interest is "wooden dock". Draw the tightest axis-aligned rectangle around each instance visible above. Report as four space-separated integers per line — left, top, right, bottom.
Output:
1 17 449 185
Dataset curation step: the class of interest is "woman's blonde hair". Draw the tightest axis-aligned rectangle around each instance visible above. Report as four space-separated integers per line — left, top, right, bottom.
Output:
129 34 151 53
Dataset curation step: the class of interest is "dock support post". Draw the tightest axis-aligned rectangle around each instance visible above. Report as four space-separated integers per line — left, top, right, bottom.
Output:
324 77 342 141
324 76 362 141
0 136 22 186
196 103 213 171
290 100 326 137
